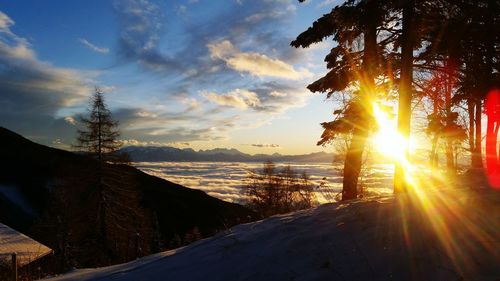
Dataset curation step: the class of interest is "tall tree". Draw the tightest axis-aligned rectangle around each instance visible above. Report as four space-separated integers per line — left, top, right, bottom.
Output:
75 88 122 163
393 0 415 193
421 0 500 169
74 88 125 264
292 0 395 200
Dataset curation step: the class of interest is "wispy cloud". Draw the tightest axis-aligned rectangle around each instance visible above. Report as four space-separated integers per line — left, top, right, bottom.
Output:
0 10 93 143
317 0 341 8
245 143 280 148
202 89 261 110
113 0 180 72
244 4 296 23
207 40 312 80
64 116 77 125
122 139 190 147
78 38 109 53
175 5 187 15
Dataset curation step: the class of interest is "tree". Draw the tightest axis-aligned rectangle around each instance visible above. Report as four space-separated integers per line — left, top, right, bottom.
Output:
420 0 500 169
292 0 396 200
73 88 138 265
75 88 122 163
392 0 415 193
245 161 316 217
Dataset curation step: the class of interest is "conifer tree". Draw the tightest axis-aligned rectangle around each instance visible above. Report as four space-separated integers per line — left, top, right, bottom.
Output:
75 88 122 163
292 0 395 200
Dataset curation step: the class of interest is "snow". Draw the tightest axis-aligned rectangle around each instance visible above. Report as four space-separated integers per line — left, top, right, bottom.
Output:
45 188 499 281
0 184 37 216
0 223 53 266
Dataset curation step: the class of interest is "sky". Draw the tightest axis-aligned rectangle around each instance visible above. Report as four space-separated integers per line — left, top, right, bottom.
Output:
0 0 344 155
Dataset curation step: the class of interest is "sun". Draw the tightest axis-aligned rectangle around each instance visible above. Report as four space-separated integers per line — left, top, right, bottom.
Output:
371 102 415 162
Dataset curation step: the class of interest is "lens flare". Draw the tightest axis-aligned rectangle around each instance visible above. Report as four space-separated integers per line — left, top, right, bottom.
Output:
372 102 415 162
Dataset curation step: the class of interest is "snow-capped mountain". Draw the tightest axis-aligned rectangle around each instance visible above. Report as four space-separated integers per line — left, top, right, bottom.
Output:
119 146 334 163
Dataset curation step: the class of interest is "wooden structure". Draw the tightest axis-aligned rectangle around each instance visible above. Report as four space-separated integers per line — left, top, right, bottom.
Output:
0 223 53 281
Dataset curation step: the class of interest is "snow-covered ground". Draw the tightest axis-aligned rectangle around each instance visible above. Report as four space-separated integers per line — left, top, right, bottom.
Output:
45 188 499 281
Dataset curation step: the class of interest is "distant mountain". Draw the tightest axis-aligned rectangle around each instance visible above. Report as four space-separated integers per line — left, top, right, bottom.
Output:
119 146 335 163
0 127 256 269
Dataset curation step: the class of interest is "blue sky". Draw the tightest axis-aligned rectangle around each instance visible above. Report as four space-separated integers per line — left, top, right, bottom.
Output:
0 0 342 154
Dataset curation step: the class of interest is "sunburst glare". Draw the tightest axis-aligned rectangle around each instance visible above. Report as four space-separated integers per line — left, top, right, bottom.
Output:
372 102 416 162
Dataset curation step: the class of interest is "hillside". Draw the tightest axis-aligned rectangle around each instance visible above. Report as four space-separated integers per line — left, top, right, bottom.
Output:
119 146 335 163
46 187 499 281
0 127 256 268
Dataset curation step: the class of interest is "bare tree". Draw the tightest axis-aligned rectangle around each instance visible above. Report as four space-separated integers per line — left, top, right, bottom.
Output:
245 161 316 217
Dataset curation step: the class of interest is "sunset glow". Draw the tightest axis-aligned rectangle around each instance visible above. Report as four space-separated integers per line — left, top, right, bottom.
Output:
372 102 415 162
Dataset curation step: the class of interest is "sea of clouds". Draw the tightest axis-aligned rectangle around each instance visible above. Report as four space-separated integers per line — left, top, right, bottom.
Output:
134 162 395 204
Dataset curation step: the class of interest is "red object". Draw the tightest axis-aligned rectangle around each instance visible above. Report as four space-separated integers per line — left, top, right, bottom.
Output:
485 89 500 188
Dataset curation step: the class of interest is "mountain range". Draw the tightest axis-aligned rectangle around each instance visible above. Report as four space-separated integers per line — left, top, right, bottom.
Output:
119 146 335 163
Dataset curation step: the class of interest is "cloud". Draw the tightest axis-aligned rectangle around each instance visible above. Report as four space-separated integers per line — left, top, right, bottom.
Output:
78 38 109 53
122 139 190 147
176 5 187 15
199 79 309 117
0 10 93 145
244 4 296 23
107 106 238 144
0 11 15 34
317 0 341 8
113 0 179 72
245 143 280 148
202 89 261 109
64 116 77 125
269 91 287 97
207 40 312 80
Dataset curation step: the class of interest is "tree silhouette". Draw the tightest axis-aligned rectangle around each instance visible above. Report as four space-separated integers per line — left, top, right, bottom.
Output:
245 161 316 217
420 0 500 169
292 0 395 200
73 88 135 264
422 70 467 171
393 0 415 193
75 88 122 163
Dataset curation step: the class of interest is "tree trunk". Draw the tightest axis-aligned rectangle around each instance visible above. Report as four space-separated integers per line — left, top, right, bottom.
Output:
445 59 455 172
472 100 483 167
430 135 439 169
342 125 368 200
394 0 414 193
340 7 377 201
468 98 476 166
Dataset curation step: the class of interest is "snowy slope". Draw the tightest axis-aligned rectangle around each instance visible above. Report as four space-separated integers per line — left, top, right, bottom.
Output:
45 188 499 281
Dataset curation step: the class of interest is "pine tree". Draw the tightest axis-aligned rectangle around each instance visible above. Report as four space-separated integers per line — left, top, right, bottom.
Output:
74 88 124 264
292 0 396 200
75 88 121 163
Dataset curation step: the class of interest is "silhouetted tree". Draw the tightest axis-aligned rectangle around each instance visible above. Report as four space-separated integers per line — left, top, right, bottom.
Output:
420 0 500 169
422 68 467 172
292 0 397 200
72 88 150 265
245 161 316 217
75 88 122 163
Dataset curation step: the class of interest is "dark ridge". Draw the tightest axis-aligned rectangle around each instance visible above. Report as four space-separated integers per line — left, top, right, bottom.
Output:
0 126 256 268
